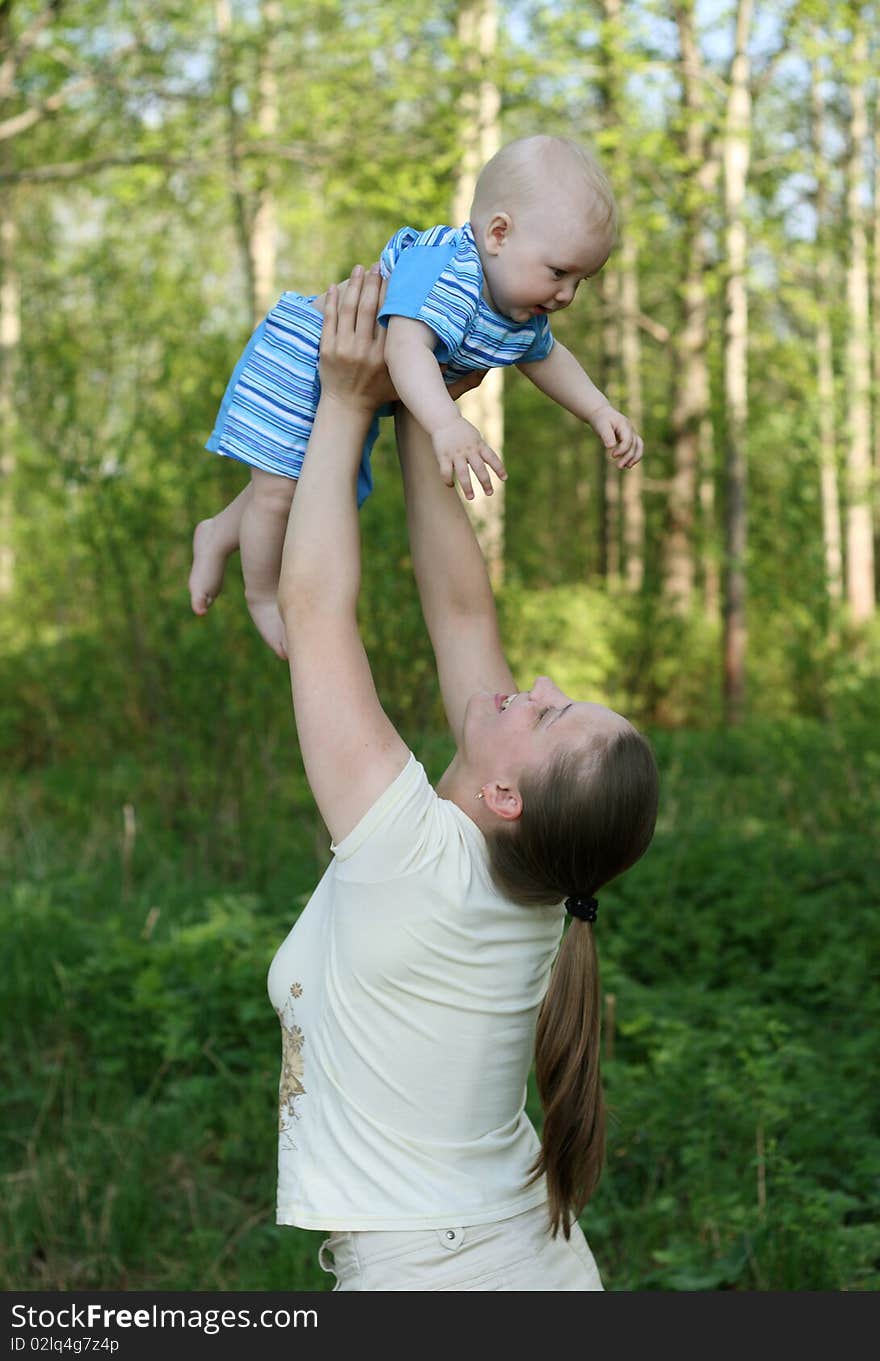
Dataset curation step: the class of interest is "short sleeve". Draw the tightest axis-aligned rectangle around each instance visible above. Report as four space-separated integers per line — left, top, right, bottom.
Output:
518 316 555 364
330 754 455 885
379 226 420 279
379 239 480 363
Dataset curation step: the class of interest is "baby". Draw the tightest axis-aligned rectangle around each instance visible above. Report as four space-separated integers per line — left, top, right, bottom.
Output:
189 135 643 658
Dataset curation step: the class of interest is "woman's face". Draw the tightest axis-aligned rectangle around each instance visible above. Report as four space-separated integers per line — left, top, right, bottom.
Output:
463 675 631 788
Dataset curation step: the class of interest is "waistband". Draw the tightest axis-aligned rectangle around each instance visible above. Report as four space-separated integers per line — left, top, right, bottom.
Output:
319 1202 555 1276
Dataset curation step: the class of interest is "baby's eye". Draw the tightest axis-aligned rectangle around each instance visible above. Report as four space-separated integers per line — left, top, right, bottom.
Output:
550 268 566 279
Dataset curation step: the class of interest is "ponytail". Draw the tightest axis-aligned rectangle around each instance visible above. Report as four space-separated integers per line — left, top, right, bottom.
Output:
486 728 658 1237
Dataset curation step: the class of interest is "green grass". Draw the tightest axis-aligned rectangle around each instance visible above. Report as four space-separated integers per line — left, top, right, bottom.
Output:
2 711 879 1291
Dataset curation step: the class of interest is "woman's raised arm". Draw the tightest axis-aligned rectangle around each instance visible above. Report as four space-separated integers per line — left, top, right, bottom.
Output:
395 404 516 747
278 268 409 844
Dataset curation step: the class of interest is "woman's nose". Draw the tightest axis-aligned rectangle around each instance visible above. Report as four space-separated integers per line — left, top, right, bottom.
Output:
531 676 563 702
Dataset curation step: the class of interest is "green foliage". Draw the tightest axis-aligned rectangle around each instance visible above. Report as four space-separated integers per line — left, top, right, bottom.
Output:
2 877 327 1290
3 0 880 1296
3 702 879 1291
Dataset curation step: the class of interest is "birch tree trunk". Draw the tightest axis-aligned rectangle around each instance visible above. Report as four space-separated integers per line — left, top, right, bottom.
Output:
873 95 880 527
843 12 875 621
216 0 256 323
1 2 24 596
600 0 643 590
452 0 504 588
598 264 621 584
619 218 645 591
0 164 17 599
216 0 279 327
251 0 280 319
722 0 752 725
666 0 717 614
810 59 843 612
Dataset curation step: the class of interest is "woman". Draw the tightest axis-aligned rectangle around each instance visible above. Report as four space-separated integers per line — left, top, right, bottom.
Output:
268 265 658 1291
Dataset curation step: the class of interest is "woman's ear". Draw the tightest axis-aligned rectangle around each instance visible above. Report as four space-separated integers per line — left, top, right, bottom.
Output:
481 780 523 822
483 212 512 256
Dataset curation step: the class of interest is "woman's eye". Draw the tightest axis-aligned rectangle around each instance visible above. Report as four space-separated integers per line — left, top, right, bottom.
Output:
536 707 550 721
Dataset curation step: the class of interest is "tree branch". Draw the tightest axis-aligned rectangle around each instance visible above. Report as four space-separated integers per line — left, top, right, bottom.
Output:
638 312 672 345
1 2 64 98
0 151 201 183
0 141 311 184
0 71 94 141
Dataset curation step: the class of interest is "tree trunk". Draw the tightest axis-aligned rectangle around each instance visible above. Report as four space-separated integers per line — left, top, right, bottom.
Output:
600 0 643 591
843 12 874 620
453 0 504 587
251 0 280 319
0 170 17 599
598 0 647 590
0 1 18 599
871 61 880 589
810 59 843 613
619 219 645 592
216 0 256 323
699 431 720 616
597 264 621 584
722 0 752 725
667 0 717 614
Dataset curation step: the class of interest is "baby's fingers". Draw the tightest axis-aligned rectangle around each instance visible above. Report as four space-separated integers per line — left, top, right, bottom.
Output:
621 436 644 469
437 454 456 488
467 450 496 498
606 422 636 457
479 441 507 483
454 456 475 501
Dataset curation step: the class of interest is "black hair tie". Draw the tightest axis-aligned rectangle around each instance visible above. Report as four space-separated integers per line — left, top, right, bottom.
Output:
565 895 598 923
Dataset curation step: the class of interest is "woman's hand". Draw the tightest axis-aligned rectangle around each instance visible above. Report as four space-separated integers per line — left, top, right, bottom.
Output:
319 265 397 411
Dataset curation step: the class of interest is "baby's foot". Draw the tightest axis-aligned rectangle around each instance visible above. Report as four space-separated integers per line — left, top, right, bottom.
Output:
247 597 289 661
189 519 228 615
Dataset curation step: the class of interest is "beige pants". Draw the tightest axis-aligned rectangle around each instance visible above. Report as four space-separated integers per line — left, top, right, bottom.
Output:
318 1203 604 1291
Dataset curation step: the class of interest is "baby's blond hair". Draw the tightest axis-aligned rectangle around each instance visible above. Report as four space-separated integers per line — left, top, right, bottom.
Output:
471 135 617 243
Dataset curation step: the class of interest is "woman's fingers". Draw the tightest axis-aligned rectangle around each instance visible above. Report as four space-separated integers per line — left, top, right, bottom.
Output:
318 264 392 407
322 283 338 347
355 267 381 337
334 264 384 349
337 264 364 340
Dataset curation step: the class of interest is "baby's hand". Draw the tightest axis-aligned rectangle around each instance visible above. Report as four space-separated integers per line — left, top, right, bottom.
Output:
588 404 644 469
431 415 507 499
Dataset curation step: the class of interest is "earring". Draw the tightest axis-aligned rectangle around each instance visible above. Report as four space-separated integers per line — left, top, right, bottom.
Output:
475 791 484 800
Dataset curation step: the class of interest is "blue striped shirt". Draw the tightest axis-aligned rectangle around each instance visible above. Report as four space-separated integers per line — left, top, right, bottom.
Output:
378 223 554 382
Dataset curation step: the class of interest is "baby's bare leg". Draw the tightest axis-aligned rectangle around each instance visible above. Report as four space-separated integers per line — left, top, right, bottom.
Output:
239 468 297 659
189 483 252 615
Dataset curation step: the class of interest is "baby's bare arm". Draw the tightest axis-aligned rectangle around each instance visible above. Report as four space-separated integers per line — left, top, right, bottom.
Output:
386 317 506 497
384 317 460 434
519 343 644 468
518 342 609 421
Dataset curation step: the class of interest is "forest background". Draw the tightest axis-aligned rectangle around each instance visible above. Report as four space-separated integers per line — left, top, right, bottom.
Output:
2 0 879 1293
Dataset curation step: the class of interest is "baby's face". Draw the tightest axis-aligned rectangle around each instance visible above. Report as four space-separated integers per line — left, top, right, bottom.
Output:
481 194 612 324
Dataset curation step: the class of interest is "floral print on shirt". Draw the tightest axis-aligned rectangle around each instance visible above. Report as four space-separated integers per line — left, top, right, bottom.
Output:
276 981 305 1149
